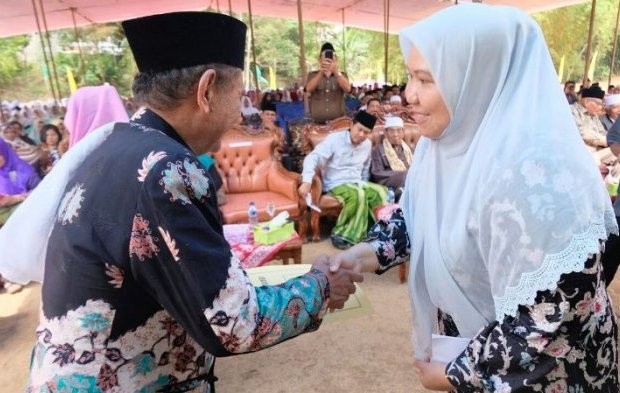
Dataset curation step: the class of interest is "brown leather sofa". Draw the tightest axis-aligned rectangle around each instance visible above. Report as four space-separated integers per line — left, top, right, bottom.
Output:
212 126 306 236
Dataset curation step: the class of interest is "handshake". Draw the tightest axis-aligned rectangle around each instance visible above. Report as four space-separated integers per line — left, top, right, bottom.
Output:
310 243 379 311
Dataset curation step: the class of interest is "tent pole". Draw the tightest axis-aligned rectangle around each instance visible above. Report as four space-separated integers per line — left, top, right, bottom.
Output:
583 0 596 86
31 0 58 102
297 0 307 84
341 8 346 74
383 0 390 83
247 0 259 90
71 8 87 84
39 0 62 102
228 0 233 16
609 0 620 88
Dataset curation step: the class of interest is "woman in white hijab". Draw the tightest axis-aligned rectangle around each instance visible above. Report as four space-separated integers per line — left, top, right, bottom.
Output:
333 4 618 391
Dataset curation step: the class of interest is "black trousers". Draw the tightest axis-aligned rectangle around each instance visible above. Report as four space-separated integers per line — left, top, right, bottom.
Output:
601 215 620 287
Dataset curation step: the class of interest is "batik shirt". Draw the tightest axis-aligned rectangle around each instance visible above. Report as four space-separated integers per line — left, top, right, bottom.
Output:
570 103 608 150
27 109 330 393
366 208 619 392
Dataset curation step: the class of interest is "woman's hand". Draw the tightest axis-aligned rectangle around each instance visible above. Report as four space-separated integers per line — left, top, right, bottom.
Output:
413 360 454 391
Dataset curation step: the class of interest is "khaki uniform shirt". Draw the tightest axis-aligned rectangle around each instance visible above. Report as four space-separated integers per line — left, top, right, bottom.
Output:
307 71 347 123
570 103 607 150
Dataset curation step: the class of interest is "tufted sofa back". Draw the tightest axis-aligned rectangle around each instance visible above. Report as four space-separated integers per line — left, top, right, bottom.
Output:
212 127 279 194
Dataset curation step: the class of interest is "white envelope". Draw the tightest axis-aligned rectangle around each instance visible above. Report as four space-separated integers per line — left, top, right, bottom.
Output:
431 334 470 363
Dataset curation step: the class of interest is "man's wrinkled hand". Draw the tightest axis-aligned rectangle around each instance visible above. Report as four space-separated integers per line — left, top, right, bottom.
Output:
311 255 363 311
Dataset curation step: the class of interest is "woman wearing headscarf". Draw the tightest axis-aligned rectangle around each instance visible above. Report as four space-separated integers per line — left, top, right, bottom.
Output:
0 139 41 293
332 4 618 391
65 84 129 148
0 85 128 286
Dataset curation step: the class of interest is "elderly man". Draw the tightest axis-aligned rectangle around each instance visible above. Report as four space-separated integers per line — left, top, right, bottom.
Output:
305 42 351 123
24 12 361 393
601 94 620 131
298 111 387 249
370 116 413 201
571 85 613 165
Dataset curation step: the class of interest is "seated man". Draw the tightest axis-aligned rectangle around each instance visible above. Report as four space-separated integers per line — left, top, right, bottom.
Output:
601 94 620 131
570 85 614 165
298 111 387 249
370 116 412 201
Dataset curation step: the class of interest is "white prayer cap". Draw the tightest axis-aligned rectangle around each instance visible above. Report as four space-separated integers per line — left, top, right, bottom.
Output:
384 116 404 128
389 95 402 103
604 94 620 108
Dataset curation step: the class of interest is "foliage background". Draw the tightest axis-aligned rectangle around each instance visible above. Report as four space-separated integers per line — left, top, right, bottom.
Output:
0 1 618 101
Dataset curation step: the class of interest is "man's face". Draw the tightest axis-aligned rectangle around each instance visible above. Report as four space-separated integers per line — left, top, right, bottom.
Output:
385 126 404 146
367 100 381 116
608 104 620 119
202 71 244 152
564 83 575 94
349 122 372 145
261 110 277 126
582 97 604 116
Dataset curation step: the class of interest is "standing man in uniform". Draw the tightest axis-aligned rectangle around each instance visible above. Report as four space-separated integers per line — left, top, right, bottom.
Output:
305 42 351 123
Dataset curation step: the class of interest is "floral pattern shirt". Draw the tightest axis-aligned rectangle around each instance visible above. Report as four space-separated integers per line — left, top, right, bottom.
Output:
365 208 619 392
27 109 330 393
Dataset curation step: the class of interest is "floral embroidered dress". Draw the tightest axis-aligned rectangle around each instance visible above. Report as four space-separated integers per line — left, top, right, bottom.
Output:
366 209 619 392
27 109 330 393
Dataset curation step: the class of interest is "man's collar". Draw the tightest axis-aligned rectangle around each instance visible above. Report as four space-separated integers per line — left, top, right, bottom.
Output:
130 107 190 150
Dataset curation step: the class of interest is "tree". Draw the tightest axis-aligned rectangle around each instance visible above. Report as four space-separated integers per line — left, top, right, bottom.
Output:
0 35 31 90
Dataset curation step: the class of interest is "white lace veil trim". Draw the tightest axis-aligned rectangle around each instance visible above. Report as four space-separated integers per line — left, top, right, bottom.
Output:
494 210 617 320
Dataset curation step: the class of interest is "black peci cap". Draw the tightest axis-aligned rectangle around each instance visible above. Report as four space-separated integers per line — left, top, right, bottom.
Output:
122 12 247 73
354 110 377 130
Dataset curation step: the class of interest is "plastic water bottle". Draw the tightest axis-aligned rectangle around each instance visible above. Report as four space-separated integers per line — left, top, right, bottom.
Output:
248 201 259 227
387 188 395 204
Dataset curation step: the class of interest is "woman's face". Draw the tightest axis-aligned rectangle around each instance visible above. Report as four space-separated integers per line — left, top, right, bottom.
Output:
45 129 59 147
404 47 450 139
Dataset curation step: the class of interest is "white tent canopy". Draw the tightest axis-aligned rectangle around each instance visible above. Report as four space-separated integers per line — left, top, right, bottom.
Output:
0 0 585 38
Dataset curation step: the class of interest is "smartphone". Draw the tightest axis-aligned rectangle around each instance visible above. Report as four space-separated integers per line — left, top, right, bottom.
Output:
324 50 334 59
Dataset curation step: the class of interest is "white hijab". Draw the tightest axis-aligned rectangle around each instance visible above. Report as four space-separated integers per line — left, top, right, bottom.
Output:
399 4 617 360
240 96 259 116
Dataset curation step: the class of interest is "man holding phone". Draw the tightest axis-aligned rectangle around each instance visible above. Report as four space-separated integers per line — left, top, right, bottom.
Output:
305 42 351 123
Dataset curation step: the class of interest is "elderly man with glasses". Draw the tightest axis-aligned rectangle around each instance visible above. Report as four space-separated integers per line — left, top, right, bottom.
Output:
570 85 609 155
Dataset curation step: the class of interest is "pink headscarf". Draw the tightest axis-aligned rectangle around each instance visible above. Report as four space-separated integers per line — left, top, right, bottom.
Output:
65 85 129 148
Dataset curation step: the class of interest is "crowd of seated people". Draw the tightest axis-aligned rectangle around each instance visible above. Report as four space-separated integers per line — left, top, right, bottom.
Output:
0 84 130 294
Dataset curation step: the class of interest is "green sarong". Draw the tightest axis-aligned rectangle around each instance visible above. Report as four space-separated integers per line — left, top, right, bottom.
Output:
329 182 387 244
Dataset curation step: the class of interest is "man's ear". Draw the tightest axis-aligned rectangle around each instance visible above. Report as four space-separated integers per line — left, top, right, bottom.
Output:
197 69 217 114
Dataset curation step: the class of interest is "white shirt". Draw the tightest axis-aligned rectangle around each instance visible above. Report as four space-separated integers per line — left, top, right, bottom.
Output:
301 130 371 192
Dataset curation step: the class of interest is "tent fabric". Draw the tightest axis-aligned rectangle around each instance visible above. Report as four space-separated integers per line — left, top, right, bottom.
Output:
0 0 585 38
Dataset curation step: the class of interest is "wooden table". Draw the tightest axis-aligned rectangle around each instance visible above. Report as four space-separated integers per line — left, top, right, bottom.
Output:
272 237 303 265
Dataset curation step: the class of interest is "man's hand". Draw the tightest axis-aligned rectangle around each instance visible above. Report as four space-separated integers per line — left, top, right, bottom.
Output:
311 255 363 311
298 182 311 199
413 360 454 391
321 58 333 77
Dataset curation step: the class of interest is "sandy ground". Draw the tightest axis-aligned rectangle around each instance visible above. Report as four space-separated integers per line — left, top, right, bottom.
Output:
2 239 620 393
